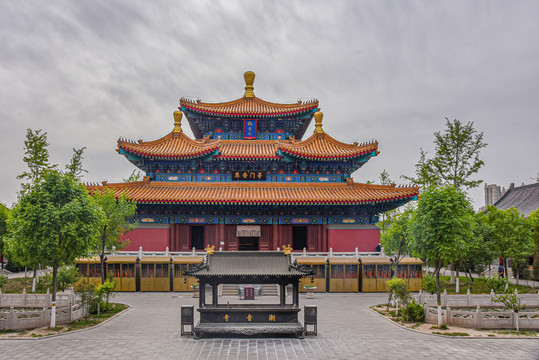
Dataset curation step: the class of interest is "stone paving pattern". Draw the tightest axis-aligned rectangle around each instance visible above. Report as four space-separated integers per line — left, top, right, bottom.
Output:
1 292 538 359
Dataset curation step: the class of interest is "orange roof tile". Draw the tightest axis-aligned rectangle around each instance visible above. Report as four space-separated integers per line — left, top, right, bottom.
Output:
118 132 219 160
87 180 419 206
278 133 378 161
118 132 376 162
180 96 319 118
217 140 279 160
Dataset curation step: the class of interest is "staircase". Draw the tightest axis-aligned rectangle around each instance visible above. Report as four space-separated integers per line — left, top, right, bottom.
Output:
260 284 279 296
221 284 239 296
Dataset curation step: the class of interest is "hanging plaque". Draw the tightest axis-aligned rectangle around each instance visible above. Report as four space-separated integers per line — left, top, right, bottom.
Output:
243 119 257 139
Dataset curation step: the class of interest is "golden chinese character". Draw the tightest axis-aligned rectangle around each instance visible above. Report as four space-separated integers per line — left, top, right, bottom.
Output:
234 172 240 179
224 314 230 322
246 314 252 322
268 314 275 322
257 172 263 179
250 172 256 179
242 172 248 179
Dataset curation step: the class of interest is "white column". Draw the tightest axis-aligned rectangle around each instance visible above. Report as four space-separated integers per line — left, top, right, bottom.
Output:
50 301 56 328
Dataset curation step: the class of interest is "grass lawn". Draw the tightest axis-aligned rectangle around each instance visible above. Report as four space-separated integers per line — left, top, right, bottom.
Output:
1 277 50 294
425 275 537 294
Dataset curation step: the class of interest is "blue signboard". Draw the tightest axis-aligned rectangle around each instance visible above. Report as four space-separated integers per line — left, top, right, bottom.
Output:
243 119 257 139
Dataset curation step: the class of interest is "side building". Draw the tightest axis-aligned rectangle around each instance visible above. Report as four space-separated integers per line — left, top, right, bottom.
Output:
88 72 419 252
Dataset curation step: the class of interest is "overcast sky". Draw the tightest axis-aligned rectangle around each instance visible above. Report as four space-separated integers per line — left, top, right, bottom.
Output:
1 1 538 209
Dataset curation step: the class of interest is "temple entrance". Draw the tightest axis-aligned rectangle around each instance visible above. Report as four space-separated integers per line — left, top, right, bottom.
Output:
239 237 259 251
292 226 307 251
191 226 205 250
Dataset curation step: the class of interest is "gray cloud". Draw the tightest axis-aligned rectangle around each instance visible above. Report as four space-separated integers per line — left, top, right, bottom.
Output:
1 0 538 208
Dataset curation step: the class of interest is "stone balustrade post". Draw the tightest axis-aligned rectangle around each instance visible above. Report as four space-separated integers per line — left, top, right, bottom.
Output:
466 288 471 306
442 289 447 307
446 305 451 325
22 288 26 306
7 306 15 329
475 305 481 328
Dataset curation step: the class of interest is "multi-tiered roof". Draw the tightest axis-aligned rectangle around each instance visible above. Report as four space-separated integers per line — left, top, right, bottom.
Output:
89 72 418 220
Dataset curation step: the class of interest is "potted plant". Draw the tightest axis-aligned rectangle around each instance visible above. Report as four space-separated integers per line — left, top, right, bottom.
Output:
304 284 316 299
192 282 199 298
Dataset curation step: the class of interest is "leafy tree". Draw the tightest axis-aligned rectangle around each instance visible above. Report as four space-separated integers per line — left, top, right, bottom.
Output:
92 188 137 283
411 185 475 305
123 170 144 182
494 293 526 333
56 266 81 292
529 208 539 252
381 208 413 275
65 147 88 179
377 170 399 234
0 203 8 270
403 118 487 191
5 171 103 301
17 129 57 191
481 206 533 284
379 169 393 185
386 277 410 314
455 213 497 281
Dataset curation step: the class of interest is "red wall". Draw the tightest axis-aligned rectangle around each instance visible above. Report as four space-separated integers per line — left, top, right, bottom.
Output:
121 228 170 251
328 229 380 252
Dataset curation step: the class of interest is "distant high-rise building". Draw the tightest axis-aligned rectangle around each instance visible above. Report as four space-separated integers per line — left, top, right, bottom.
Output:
484 183 503 207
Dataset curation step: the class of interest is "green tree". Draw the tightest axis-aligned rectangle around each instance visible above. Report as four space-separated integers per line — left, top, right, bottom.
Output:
65 147 88 179
482 206 533 284
123 170 144 182
5 171 103 301
381 208 414 275
17 129 57 191
494 293 526 333
456 213 497 281
92 188 137 283
529 209 539 280
403 119 487 190
55 265 81 292
0 203 8 270
411 185 475 306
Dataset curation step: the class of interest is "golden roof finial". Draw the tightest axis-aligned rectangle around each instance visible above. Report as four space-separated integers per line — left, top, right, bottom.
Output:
244 71 255 98
314 111 324 134
173 111 183 133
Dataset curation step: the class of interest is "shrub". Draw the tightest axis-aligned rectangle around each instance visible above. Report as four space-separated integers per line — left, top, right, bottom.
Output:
56 266 80 292
485 276 508 293
386 277 410 307
0 274 7 290
5 260 25 273
404 301 425 322
422 275 448 294
533 260 539 281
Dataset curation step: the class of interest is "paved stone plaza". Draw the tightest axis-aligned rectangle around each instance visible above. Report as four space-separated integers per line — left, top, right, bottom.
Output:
1 292 538 359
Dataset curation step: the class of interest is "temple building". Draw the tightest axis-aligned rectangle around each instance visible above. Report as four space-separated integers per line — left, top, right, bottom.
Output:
88 72 418 253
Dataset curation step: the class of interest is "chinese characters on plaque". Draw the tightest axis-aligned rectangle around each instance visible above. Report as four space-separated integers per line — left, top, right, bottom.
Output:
243 119 257 139
233 171 266 181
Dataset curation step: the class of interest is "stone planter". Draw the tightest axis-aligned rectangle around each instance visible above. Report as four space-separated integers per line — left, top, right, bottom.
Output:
192 286 199 298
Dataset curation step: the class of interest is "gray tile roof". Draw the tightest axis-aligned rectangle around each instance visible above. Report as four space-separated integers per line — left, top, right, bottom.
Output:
187 251 310 277
494 182 539 217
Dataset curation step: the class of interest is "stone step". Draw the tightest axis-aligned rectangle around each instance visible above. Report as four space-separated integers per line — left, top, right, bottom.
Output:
221 284 239 296
261 284 279 296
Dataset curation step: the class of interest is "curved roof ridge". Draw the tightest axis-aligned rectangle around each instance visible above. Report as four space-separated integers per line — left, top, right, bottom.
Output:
118 131 219 160
86 180 419 205
180 95 319 117
277 131 379 160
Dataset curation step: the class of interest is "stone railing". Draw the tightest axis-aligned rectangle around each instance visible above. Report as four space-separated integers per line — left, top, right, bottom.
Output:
0 290 88 330
425 305 539 329
415 290 539 329
415 289 539 308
